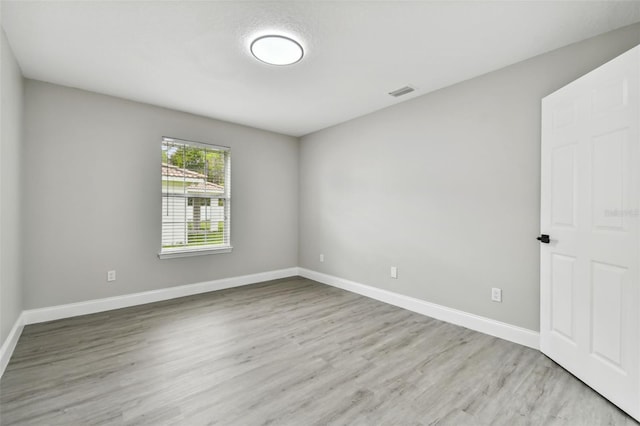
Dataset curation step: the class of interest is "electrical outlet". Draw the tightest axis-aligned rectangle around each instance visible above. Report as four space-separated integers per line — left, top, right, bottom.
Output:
390 266 398 279
107 270 116 282
320 254 324 263
491 287 502 302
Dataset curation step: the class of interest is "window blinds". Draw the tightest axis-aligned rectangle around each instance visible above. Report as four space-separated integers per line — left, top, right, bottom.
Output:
160 137 231 256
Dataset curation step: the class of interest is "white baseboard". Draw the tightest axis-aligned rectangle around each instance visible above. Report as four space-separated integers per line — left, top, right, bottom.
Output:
0 312 25 377
2 266 538 380
22 267 300 325
299 268 540 350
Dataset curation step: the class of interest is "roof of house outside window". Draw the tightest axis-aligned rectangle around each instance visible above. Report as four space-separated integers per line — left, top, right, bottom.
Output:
187 181 224 193
162 163 224 194
162 163 207 179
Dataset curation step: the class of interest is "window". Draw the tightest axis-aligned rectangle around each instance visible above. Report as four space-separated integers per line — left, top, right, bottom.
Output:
160 137 231 258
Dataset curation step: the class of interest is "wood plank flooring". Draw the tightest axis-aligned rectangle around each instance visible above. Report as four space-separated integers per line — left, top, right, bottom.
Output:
0 277 637 425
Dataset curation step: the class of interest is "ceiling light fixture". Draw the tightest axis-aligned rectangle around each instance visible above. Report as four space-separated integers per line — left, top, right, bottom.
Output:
250 35 304 66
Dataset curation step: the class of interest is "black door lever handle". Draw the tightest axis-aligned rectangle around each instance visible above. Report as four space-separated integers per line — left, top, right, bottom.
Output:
537 234 550 244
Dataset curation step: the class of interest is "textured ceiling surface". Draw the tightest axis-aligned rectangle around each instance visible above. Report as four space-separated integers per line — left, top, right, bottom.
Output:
2 1 640 136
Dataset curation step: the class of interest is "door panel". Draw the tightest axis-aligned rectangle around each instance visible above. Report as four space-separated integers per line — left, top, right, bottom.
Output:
540 45 639 421
590 261 625 368
592 129 627 231
551 144 577 227
593 78 628 116
550 254 576 341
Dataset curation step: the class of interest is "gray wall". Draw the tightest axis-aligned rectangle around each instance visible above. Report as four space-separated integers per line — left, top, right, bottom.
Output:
299 23 640 331
1 28 24 343
23 80 298 309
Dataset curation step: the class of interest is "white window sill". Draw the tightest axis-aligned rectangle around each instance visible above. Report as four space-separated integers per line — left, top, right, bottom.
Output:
158 246 233 259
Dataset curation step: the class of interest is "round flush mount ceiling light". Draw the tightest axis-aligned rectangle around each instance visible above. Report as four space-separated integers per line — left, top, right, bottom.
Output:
250 35 304 66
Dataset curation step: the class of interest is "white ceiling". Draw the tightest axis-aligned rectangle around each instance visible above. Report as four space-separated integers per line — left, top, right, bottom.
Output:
2 1 640 137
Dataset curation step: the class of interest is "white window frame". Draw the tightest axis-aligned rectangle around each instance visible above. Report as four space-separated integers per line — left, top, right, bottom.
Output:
159 137 232 259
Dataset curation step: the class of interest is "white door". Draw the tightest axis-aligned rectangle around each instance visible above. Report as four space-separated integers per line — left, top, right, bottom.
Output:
540 45 640 421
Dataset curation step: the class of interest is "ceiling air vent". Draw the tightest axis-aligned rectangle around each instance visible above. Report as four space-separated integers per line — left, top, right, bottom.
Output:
388 86 415 97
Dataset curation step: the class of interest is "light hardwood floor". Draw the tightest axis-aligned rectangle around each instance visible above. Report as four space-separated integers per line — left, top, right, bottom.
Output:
0 277 637 425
